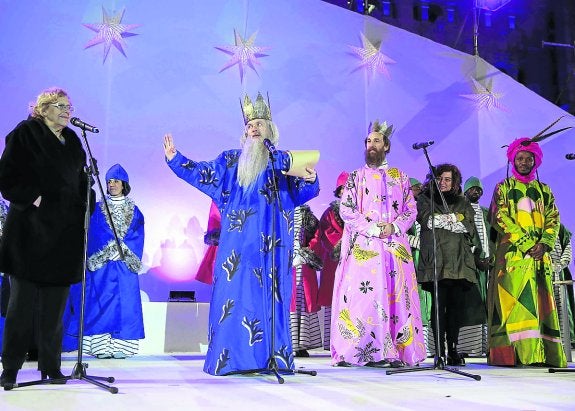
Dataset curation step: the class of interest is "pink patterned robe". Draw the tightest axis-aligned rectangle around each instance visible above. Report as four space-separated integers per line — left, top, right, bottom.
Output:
330 164 426 366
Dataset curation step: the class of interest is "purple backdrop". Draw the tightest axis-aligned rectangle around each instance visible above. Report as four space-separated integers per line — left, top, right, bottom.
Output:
1 0 573 301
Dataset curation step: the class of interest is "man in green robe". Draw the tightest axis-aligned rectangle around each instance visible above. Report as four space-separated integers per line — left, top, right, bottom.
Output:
487 137 566 367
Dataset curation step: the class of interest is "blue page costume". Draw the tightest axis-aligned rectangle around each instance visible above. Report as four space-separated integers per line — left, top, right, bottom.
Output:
167 144 318 375
67 165 145 357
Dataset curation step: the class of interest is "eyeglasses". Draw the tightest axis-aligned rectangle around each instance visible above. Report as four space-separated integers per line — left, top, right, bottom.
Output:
49 103 75 112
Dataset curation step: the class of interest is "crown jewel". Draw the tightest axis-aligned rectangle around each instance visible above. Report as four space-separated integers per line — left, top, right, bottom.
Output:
241 92 272 124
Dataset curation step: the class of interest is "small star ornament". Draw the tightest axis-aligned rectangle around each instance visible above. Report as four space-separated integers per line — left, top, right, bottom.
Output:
215 30 270 83
83 6 141 63
460 77 508 111
349 33 396 81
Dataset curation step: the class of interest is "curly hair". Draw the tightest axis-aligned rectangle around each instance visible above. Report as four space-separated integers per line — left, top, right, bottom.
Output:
425 163 462 195
30 87 69 120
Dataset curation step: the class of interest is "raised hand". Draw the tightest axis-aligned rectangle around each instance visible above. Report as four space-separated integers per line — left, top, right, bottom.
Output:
163 133 177 161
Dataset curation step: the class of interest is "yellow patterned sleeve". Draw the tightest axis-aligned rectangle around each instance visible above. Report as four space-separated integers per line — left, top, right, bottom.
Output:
493 181 536 254
540 184 560 250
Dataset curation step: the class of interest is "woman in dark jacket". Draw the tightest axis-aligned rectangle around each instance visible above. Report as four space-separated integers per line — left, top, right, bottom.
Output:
0 87 92 388
416 163 481 366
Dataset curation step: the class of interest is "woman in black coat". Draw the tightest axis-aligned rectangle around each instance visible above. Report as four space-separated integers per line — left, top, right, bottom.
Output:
0 87 92 388
416 164 481 366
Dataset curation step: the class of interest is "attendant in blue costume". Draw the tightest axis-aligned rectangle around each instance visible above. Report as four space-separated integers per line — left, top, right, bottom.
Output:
67 164 145 359
163 93 319 376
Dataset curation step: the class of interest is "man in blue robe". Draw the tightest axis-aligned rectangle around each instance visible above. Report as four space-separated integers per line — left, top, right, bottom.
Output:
163 93 319 376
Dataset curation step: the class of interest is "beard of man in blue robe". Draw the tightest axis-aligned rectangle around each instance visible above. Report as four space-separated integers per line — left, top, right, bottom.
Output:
163 93 320 376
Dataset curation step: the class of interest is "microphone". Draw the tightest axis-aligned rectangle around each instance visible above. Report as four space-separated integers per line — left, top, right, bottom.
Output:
70 117 99 133
412 140 434 150
566 153 575 160
262 138 277 155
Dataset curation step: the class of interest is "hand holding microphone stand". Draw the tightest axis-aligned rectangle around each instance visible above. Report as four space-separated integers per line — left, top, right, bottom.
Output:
386 141 480 381
5 118 123 393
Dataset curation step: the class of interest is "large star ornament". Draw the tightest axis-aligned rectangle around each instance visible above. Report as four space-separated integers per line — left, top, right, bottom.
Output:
215 30 270 83
349 33 396 81
460 78 508 111
83 7 140 63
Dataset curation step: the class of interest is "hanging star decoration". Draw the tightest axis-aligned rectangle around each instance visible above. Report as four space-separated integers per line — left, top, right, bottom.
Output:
349 33 396 81
215 29 270 82
460 77 508 111
82 6 141 63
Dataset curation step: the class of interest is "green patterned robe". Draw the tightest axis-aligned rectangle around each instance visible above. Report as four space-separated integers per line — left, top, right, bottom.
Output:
487 177 566 367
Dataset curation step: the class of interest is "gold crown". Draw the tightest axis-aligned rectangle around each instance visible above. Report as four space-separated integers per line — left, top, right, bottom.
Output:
368 120 394 139
241 92 272 124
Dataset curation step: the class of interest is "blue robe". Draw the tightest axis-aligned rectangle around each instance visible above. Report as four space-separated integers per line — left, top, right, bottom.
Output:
66 197 145 344
167 149 319 375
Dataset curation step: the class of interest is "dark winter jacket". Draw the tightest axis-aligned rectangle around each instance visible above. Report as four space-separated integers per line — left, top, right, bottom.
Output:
0 117 92 285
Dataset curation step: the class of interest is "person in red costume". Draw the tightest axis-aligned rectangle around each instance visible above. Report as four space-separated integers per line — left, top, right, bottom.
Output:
310 171 348 350
195 201 221 285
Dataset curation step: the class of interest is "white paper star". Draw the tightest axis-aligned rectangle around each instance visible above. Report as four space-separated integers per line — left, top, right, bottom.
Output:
83 7 140 63
215 30 270 83
460 78 508 111
349 33 396 81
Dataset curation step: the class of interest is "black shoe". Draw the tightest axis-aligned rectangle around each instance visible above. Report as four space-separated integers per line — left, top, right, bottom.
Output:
446 353 466 366
389 360 406 368
41 369 67 384
294 350 310 358
335 361 352 367
365 360 389 368
1 369 18 389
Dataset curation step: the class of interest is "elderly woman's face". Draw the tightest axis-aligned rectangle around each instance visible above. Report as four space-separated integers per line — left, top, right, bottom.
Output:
42 96 72 131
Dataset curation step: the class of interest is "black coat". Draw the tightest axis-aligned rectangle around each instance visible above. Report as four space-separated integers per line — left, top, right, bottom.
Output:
0 117 92 285
416 189 479 286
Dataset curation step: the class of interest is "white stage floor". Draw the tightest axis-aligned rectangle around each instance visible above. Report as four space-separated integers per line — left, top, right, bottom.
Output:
1 351 574 410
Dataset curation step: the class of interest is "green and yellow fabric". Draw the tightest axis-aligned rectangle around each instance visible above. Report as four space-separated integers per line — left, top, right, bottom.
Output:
488 177 566 367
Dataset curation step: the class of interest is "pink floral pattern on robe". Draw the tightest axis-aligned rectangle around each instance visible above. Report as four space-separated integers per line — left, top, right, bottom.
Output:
330 164 426 366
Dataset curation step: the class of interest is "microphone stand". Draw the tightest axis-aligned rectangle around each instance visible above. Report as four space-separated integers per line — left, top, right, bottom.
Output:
5 128 123 393
387 147 480 381
231 149 316 383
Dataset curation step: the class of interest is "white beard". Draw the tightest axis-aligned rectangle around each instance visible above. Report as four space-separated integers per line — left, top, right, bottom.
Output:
237 138 269 188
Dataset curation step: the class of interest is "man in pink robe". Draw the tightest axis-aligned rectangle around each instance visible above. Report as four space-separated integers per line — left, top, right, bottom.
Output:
330 121 426 367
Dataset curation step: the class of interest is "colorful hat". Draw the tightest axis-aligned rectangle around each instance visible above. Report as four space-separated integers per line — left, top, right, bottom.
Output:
105 164 131 195
336 171 349 189
464 176 483 193
506 138 542 183
409 177 421 187
502 116 572 183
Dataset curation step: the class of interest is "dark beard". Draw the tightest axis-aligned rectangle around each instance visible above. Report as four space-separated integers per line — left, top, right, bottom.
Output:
365 148 385 167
